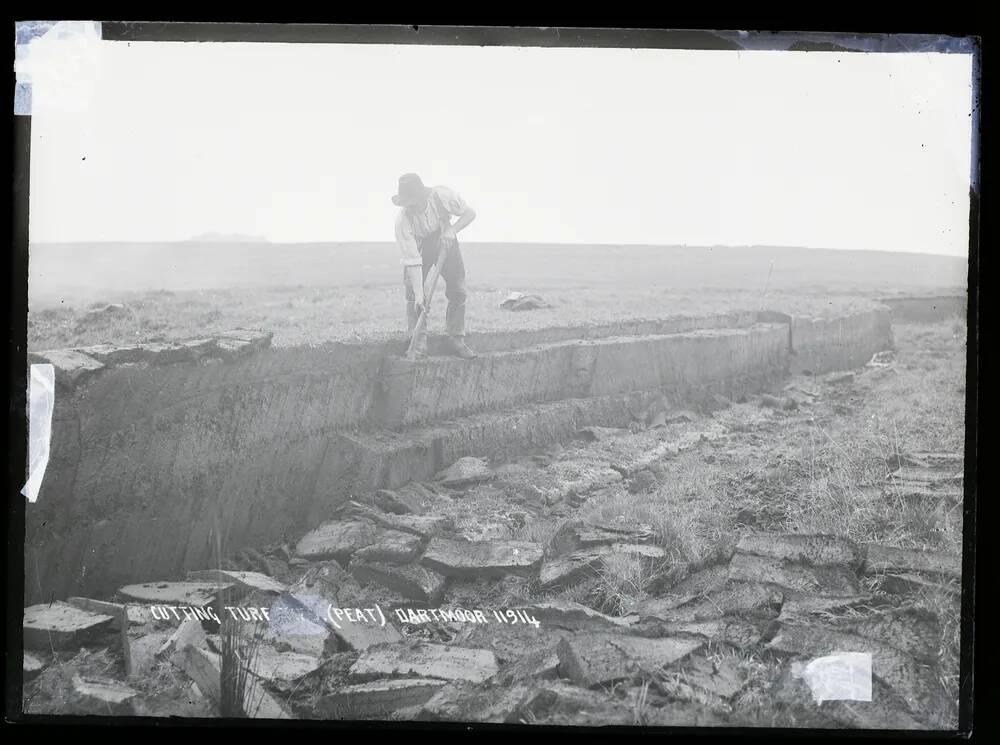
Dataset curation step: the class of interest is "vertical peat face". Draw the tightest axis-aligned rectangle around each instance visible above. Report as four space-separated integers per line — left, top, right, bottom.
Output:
24 307 894 602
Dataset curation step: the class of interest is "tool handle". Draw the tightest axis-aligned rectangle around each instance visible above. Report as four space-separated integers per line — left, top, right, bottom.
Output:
406 242 450 359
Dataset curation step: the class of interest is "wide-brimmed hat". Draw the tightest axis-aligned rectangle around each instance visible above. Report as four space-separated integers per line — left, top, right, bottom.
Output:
392 173 431 207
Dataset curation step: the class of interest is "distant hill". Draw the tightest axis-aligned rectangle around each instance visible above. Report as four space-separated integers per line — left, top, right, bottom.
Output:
26 241 968 306
188 232 268 242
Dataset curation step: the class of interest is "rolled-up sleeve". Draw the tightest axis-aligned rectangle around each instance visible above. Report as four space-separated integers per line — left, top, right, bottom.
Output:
435 185 471 217
395 212 423 267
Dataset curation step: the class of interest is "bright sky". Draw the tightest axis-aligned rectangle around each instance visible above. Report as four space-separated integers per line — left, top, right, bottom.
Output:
23 26 975 255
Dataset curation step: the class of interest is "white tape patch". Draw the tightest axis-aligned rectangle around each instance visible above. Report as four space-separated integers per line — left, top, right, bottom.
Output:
792 652 873 704
14 20 103 115
21 363 55 503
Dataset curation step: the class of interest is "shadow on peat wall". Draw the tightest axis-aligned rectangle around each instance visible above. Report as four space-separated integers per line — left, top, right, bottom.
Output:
23 306 895 603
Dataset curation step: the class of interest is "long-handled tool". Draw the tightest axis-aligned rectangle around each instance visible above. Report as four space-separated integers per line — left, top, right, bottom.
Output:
405 239 451 359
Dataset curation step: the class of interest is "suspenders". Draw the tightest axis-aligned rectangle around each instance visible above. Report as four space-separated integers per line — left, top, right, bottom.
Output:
415 188 451 255
431 188 451 230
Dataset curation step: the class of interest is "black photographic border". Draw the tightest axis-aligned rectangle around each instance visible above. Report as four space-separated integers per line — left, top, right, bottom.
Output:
6 17 984 741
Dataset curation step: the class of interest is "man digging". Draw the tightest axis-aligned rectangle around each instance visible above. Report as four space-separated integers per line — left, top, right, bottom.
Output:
393 173 478 358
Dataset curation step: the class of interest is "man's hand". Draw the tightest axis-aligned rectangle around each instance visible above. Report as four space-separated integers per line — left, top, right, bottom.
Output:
441 226 457 246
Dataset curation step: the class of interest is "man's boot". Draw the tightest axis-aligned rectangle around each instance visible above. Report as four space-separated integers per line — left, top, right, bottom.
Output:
445 335 477 359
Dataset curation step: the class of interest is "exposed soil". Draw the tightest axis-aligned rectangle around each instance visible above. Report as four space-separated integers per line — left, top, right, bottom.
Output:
23 320 967 728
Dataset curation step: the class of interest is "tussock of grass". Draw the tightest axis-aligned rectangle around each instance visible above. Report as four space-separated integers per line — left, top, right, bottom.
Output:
516 519 561 547
631 679 653 725
550 321 965 717
219 617 266 717
911 585 963 720
771 324 965 553
589 554 666 616
729 649 785 714
579 471 739 606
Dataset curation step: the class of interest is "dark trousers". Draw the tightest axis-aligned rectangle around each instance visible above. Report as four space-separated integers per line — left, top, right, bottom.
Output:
404 229 467 337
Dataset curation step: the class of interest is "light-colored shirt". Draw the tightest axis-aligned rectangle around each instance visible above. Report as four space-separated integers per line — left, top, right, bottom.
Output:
395 185 470 267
